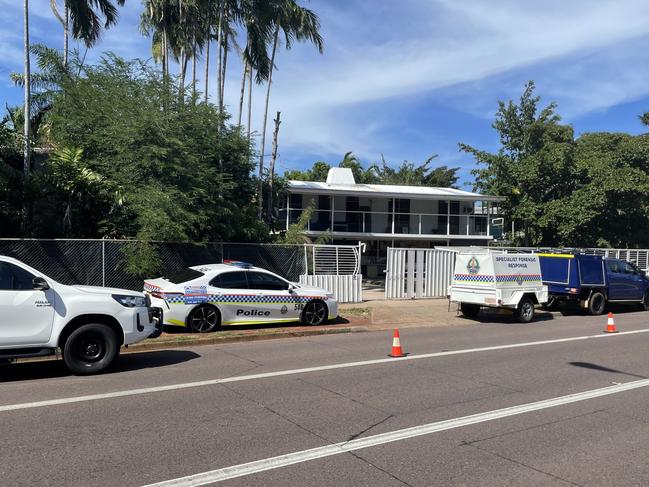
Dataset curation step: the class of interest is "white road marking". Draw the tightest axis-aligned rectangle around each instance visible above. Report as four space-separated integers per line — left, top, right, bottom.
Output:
143 377 649 486
2 327 648 414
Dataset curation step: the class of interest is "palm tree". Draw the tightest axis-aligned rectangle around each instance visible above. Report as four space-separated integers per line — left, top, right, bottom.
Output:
257 0 323 217
11 45 71 145
23 0 31 196
50 0 126 68
236 0 274 127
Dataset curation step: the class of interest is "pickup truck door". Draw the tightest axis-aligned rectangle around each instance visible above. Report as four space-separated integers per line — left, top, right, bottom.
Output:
606 260 630 300
622 261 644 300
0 262 56 345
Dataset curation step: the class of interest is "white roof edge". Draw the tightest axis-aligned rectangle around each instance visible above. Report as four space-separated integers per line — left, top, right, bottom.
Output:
287 181 503 201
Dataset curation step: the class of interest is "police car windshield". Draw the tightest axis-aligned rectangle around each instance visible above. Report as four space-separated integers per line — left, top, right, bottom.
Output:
165 268 205 284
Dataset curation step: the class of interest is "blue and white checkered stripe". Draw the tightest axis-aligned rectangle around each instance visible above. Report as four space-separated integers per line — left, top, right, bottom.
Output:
454 274 496 283
163 293 326 305
495 274 542 283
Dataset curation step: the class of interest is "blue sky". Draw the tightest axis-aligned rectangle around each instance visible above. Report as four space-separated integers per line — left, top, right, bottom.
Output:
3 0 649 189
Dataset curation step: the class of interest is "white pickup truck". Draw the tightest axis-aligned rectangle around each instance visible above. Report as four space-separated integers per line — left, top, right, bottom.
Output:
0 256 160 374
448 251 548 323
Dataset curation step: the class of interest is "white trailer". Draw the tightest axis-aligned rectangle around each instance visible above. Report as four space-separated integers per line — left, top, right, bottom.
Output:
448 252 548 322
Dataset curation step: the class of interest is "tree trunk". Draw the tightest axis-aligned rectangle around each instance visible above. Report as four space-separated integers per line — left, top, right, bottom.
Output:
266 111 281 224
179 49 187 102
258 27 279 220
247 66 252 142
220 29 228 112
203 28 210 103
191 36 197 100
63 5 69 68
23 0 31 233
215 0 224 114
237 60 247 126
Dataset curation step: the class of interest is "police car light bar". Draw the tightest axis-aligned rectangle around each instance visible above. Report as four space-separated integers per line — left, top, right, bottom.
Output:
223 260 253 269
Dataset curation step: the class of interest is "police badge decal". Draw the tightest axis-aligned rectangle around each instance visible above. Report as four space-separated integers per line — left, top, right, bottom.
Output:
467 256 480 275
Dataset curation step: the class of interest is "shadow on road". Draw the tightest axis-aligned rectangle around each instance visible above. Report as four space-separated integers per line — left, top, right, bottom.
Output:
0 349 200 382
459 309 555 325
569 361 648 380
557 303 645 317
163 316 351 334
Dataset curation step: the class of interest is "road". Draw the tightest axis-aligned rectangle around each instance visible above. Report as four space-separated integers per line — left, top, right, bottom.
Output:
3 309 649 486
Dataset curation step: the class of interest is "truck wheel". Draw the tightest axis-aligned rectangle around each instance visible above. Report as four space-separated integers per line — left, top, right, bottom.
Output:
514 296 535 323
63 324 119 375
188 305 221 333
460 303 481 318
588 292 606 315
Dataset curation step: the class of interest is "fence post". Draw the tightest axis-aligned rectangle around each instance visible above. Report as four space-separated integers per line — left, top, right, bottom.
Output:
102 238 106 287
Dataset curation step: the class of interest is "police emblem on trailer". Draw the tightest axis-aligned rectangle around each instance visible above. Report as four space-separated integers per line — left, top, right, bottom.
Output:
467 256 480 275
516 274 524 286
280 305 288 314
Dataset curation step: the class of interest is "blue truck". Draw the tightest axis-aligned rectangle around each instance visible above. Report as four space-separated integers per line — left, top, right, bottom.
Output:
538 253 649 315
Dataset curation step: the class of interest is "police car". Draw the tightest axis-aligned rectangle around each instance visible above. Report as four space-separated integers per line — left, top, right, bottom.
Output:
143 261 339 332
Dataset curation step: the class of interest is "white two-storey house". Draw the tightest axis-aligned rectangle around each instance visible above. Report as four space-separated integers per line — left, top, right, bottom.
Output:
281 168 503 277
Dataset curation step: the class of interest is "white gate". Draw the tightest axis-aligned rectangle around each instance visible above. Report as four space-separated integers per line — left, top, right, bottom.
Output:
384 247 455 299
299 243 364 303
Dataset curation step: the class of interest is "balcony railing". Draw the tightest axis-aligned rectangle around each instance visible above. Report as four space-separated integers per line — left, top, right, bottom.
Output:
280 209 497 237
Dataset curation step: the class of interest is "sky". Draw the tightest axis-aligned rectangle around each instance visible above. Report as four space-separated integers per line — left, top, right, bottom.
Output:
3 0 649 189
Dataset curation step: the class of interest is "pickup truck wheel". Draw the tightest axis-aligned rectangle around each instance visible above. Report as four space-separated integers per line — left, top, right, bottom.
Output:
460 303 481 318
514 297 535 323
188 305 220 333
588 292 606 316
63 324 119 375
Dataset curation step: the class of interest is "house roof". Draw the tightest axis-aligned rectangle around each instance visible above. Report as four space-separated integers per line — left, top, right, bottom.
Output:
287 180 503 202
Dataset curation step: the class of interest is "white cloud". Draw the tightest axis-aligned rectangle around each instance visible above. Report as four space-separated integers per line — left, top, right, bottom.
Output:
253 0 649 166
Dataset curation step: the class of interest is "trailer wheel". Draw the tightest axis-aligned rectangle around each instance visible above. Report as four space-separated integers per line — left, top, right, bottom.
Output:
588 292 606 316
460 303 481 318
514 296 535 323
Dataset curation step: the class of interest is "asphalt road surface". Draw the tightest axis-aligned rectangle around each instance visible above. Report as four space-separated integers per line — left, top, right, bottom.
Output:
3 308 649 486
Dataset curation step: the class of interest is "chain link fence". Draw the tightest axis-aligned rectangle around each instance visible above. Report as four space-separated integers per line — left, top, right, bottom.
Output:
0 239 307 291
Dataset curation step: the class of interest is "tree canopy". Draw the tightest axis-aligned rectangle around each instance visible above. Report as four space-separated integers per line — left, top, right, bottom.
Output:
462 81 649 248
285 152 460 188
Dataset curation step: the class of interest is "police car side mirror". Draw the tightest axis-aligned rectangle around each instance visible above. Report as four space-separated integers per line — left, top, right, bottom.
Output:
32 277 50 291
288 283 297 292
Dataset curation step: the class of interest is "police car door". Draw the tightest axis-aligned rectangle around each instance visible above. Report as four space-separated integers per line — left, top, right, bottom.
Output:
246 271 299 322
208 270 255 324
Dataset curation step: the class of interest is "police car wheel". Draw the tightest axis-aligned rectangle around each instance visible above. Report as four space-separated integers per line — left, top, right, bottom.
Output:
301 300 328 326
188 305 221 333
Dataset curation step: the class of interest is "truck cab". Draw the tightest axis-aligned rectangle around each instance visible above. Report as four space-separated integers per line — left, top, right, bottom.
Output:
538 253 649 314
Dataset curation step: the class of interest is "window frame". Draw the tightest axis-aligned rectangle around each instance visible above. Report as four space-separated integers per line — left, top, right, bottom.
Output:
245 271 291 291
209 271 250 289
0 262 36 291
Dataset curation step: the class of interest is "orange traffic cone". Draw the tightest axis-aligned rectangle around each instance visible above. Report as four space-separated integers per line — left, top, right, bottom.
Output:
388 329 406 357
604 312 618 333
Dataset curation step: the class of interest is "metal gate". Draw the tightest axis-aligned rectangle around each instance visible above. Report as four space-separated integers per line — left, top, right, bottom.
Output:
384 247 455 299
299 243 364 303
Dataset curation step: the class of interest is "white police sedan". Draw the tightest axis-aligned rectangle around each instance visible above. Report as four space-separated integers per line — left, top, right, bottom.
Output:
143 261 338 333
